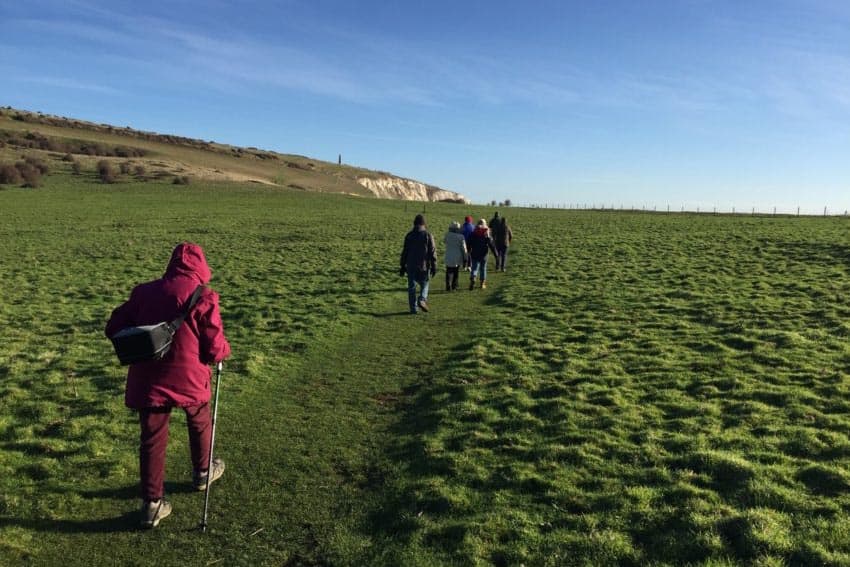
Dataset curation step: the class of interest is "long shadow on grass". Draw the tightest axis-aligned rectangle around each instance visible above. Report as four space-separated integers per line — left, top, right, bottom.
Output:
74 481 196 500
0 512 138 534
0 481 197 536
370 311 413 318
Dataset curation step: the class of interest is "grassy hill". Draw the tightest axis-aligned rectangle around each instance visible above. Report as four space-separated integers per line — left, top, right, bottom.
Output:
0 107 465 201
2 166 850 564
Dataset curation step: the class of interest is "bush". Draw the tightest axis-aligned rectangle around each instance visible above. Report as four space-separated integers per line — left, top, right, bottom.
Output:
0 164 22 185
71 160 82 175
97 160 116 183
62 153 74 162
16 163 42 188
119 161 132 174
134 165 146 177
172 175 191 185
24 156 49 175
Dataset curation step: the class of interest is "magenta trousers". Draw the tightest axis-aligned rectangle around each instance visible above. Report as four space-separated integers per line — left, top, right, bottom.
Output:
138 403 211 501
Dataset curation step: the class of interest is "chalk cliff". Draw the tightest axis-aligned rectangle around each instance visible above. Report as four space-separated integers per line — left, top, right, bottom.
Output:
357 176 469 203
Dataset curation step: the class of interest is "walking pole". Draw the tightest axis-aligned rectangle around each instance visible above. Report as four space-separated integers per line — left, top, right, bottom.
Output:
201 361 223 533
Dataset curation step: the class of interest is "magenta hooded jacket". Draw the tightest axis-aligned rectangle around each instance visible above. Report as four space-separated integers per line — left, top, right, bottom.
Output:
105 243 231 409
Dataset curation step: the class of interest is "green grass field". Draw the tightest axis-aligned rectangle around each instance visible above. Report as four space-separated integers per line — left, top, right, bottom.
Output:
2 172 850 565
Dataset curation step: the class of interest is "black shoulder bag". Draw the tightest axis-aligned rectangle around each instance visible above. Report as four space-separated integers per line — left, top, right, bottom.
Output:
110 285 204 365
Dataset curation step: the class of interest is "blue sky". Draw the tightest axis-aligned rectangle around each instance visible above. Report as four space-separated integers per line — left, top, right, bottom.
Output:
2 0 849 211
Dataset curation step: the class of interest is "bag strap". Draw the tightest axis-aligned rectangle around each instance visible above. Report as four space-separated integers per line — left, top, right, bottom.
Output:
169 285 205 331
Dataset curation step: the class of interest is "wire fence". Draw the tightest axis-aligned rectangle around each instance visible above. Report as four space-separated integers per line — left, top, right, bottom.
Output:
502 203 850 217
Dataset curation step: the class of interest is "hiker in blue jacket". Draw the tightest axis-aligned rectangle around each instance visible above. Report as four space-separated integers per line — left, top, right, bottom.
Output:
461 215 475 270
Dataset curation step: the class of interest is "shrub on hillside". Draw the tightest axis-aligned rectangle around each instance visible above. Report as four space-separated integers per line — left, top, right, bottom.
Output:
97 160 116 183
24 156 49 175
16 163 42 188
134 165 146 178
0 164 23 185
172 175 191 185
71 160 82 175
115 146 145 158
62 153 74 162
119 161 132 174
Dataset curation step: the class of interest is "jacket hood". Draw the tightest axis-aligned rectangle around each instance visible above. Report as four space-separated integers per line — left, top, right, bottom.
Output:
449 221 461 231
164 242 212 284
473 226 489 237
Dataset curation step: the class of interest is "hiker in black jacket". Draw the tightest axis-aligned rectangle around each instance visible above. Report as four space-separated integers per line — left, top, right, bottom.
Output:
400 214 437 314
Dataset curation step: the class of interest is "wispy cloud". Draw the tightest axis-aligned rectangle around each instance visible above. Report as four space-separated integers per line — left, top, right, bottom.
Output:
9 1 850 122
6 8 589 109
13 75 121 95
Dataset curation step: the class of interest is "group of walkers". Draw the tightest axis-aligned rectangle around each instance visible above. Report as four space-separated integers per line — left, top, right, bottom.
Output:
400 211 513 314
104 211 513 529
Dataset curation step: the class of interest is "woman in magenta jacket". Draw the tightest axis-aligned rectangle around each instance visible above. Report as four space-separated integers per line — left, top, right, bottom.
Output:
106 242 231 528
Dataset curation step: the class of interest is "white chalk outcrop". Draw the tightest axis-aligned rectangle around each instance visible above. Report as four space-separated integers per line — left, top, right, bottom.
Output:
357 176 468 203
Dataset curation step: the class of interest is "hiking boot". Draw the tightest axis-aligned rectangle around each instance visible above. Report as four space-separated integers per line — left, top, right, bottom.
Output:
140 499 172 529
481 280 487 289
417 299 429 312
469 278 475 290
193 457 226 491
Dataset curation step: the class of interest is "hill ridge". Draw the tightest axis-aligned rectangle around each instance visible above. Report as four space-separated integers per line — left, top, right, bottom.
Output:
0 106 469 203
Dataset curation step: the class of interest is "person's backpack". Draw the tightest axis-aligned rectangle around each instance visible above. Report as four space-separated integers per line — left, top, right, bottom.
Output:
109 286 204 365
